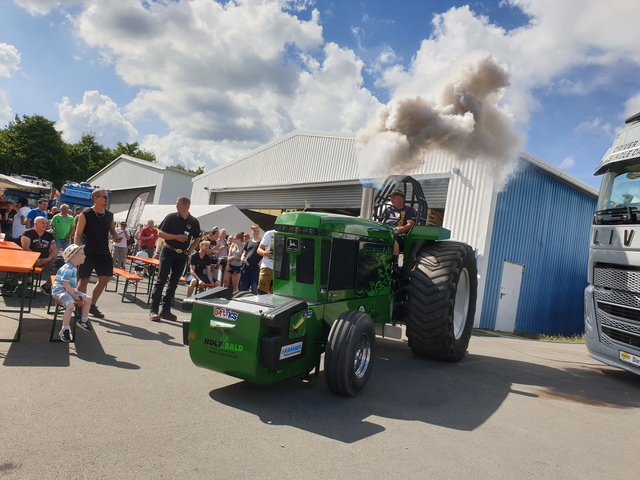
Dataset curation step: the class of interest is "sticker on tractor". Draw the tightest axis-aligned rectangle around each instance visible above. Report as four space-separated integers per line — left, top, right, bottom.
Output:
214 306 238 321
204 337 244 353
286 238 300 252
279 341 303 360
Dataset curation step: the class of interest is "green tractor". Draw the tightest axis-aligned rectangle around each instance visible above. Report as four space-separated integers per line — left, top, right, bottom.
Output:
183 175 477 396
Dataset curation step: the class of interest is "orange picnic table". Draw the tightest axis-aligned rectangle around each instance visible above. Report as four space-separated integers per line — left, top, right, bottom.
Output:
128 255 160 302
0 240 22 251
0 249 41 342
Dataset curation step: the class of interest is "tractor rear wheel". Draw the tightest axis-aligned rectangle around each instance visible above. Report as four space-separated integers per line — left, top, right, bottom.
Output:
324 311 375 396
405 241 477 361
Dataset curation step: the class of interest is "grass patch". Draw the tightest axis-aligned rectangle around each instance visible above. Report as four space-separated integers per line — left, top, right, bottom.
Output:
515 332 585 343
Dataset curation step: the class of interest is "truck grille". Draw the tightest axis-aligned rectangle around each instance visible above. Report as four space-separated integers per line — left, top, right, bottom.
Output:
594 266 640 350
597 302 640 322
594 266 640 294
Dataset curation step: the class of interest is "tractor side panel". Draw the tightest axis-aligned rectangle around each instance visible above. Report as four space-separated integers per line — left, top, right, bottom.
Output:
322 296 393 327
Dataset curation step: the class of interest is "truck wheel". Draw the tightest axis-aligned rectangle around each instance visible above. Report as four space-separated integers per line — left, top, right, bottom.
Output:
405 241 477 361
324 311 376 396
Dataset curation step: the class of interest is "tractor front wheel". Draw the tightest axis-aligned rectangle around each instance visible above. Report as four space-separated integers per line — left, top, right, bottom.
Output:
324 311 376 396
405 241 477 361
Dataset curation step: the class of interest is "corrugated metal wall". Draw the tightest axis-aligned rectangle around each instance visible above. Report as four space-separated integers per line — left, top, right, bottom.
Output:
92 157 164 191
206 132 359 187
479 163 597 335
441 161 496 251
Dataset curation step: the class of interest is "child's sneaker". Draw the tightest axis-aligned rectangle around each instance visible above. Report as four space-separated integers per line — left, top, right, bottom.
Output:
59 329 71 342
77 318 92 331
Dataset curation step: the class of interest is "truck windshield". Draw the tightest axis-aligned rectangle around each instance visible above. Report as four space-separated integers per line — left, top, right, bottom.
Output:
595 169 640 220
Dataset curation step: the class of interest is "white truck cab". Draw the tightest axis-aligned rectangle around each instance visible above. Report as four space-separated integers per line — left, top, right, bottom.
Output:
585 112 640 374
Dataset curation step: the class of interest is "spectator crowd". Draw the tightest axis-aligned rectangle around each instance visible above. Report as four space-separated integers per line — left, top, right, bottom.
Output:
1 194 274 341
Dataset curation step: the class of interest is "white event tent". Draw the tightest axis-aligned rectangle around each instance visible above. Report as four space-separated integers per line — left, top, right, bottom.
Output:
113 204 257 235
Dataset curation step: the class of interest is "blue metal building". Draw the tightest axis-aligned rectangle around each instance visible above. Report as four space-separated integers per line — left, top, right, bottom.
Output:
479 154 598 335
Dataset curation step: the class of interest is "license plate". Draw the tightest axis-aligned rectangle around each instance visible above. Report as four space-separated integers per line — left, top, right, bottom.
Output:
620 351 640 368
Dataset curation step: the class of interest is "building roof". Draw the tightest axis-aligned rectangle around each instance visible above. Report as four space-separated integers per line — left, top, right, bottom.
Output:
87 154 197 183
195 131 599 198
195 130 359 187
520 151 598 198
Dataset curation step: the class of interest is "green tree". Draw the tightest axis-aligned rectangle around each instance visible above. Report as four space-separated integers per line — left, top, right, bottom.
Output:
113 142 156 162
66 133 113 182
0 114 161 189
0 114 70 188
172 164 205 175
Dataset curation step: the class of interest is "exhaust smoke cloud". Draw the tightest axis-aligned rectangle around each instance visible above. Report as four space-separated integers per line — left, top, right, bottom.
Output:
357 53 523 186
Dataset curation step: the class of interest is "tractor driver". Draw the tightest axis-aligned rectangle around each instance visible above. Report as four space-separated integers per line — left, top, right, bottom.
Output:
383 190 416 257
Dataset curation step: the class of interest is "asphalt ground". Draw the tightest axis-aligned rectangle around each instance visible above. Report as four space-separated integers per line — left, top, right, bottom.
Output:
1 275 639 480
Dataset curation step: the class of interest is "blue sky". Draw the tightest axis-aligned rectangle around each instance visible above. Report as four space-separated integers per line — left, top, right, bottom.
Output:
1 0 640 189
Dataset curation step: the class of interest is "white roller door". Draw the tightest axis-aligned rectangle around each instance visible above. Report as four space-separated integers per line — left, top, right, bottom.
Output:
211 178 449 211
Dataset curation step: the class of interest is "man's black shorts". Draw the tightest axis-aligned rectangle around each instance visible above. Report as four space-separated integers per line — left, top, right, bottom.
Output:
78 253 113 278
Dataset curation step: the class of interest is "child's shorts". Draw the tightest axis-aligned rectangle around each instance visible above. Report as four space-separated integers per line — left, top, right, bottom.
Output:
52 290 86 307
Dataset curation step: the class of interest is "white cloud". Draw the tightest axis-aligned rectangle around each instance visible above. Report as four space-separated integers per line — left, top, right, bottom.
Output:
66 0 378 165
140 131 258 173
56 90 137 145
576 118 614 138
624 94 640 121
290 43 380 133
380 1 640 125
0 43 20 126
0 91 12 126
12 0 640 172
558 156 575 169
0 43 21 78
13 0 86 16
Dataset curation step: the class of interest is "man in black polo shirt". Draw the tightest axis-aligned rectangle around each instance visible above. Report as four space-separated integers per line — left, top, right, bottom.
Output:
149 196 201 322
21 216 62 294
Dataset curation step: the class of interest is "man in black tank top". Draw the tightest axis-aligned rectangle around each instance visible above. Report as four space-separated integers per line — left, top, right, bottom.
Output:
74 188 122 322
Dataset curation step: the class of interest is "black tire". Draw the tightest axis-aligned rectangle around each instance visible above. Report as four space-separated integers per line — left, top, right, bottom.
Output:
405 241 477 361
324 311 376 396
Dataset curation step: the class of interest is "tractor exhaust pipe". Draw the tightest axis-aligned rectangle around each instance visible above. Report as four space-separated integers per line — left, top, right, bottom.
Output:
360 187 375 220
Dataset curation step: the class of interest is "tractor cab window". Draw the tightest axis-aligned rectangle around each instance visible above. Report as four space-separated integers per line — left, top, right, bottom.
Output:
328 238 391 294
274 235 315 284
356 243 391 293
274 234 289 281
329 239 358 290
296 238 315 284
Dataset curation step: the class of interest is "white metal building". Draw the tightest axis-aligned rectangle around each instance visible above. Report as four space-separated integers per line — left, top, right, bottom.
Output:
88 154 197 213
193 131 499 251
